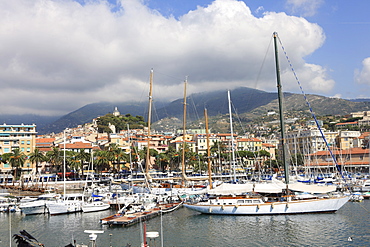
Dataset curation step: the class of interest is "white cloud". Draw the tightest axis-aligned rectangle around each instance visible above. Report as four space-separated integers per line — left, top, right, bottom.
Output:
355 57 370 85
285 0 324 17
0 0 332 115
330 94 342 99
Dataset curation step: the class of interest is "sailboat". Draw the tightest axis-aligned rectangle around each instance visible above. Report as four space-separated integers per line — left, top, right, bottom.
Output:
47 130 84 215
183 32 349 215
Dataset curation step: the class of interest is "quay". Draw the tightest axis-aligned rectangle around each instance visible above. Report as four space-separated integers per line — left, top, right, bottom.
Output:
100 202 183 227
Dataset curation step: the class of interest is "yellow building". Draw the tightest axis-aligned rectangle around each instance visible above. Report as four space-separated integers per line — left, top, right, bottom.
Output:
0 124 37 173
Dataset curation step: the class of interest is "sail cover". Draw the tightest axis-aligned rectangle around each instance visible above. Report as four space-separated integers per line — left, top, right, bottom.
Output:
207 183 253 195
254 183 284 193
288 183 337 193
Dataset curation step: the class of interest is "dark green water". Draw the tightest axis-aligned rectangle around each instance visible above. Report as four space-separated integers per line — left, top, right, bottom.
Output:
1 201 369 247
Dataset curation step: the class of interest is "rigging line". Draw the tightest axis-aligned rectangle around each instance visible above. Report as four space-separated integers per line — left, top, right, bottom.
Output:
231 100 247 135
189 93 201 124
248 34 274 107
276 35 346 182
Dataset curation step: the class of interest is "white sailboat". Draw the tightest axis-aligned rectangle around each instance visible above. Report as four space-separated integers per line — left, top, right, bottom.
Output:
81 152 111 213
184 32 349 215
47 130 83 215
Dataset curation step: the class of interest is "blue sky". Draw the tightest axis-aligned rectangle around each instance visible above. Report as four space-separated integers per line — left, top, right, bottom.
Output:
0 0 369 116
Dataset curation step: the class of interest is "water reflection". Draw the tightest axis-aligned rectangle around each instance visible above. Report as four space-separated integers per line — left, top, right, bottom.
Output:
0 201 369 246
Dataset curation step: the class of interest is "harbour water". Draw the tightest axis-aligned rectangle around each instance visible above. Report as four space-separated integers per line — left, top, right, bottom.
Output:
0 200 369 246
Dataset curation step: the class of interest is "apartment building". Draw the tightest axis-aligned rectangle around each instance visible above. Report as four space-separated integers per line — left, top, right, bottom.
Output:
285 129 338 155
335 130 361 150
0 124 37 173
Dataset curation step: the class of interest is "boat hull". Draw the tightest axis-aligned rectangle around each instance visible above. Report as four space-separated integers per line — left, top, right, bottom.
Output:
82 202 110 213
47 202 82 215
184 196 349 215
20 202 47 215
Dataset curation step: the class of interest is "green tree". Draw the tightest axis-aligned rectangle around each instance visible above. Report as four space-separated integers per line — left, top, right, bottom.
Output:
76 149 91 177
46 147 63 173
94 150 110 174
8 149 27 182
29 148 45 175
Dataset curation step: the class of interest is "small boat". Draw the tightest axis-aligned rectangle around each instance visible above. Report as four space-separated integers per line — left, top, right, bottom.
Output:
361 180 370 192
82 201 110 213
349 192 364 202
19 192 61 215
47 193 84 215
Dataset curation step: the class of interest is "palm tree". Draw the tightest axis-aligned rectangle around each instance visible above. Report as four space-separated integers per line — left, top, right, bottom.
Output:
107 143 125 172
29 148 45 175
76 149 91 177
8 148 27 183
67 152 80 179
46 147 63 173
94 150 110 174
0 153 12 183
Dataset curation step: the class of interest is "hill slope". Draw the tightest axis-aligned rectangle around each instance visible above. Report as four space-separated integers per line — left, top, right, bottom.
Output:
9 87 370 135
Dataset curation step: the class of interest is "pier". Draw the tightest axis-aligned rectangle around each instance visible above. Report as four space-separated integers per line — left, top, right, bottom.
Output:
100 202 183 227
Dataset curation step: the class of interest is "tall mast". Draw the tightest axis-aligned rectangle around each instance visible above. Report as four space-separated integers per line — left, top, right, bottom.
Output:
227 90 236 183
146 69 153 180
181 77 188 183
63 129 66 198
273 32 289 184
205 108 213 189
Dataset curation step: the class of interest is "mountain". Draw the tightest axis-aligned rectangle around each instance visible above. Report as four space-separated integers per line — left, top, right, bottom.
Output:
349 98 370 103
0 114 60 132
38 101 161 134
4 87 370 135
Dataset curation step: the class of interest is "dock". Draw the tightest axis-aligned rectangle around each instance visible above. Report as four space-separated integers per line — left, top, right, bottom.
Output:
100 202 183 227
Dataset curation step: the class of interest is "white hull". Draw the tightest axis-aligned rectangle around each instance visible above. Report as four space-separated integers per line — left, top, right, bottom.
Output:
47 201 82 215
184 196 349 215
82 202 110 213
20 201 47 215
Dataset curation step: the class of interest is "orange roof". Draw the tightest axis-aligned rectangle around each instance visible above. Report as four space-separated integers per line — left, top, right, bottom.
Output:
36 137 55 144
58 142 97 149
335 121 358 126
237 138 262 142
262 143 275 148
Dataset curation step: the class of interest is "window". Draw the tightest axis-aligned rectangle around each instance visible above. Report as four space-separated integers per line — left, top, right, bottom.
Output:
4 148 10 153
27 140 30 145
4 141 9 145
21 140 25 144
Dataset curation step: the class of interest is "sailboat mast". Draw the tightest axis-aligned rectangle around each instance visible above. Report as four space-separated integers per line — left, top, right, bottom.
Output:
146 69 153 179
205 108 213 189
227 90 237 183
181 77 188 182
273 32 289 184
63 129 66 197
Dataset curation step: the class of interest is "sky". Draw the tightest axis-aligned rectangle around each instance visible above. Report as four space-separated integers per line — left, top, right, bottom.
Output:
1 0 370 116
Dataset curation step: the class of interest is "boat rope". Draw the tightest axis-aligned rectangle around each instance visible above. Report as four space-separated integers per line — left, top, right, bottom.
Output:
354 201 370 213
275 34 346 182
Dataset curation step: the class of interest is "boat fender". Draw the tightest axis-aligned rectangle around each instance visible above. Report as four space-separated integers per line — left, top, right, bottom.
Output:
286 203 289 208
257 204 260 210
271 203 274 209
209 208 212 213
235 205 239 208
221 205 225 210
216 197 219 201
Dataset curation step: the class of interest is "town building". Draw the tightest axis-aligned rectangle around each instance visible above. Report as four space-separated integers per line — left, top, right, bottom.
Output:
0 124 37 173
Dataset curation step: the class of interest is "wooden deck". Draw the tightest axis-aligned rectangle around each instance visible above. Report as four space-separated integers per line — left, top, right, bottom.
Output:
100 202 182 227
